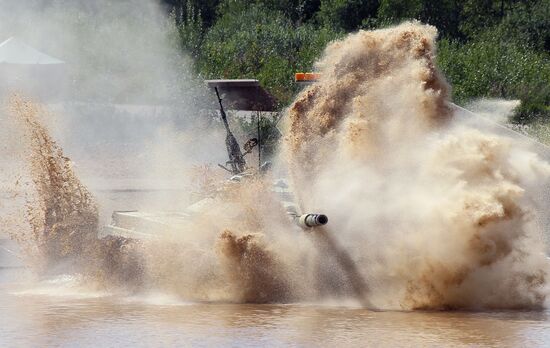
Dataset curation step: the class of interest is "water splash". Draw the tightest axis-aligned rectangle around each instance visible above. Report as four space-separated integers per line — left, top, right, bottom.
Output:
5 22 550 310
9 96 98 271
8 96 144 290
284 21 549 309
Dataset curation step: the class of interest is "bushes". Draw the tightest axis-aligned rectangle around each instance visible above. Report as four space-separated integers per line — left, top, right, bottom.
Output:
166 0 549 123
438 27 550 122
197 3 341 105
318 0 379 31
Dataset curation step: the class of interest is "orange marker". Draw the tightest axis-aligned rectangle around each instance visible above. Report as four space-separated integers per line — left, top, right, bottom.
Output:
295 72 321 82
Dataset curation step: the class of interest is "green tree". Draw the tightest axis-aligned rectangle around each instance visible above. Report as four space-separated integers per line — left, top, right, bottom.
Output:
459 0 528 39
172 0 204 59
164 0 550 124
496 0 550 52
216 0 322 24
318 0 380 31
163 0 220 27
377 0 422 21
438 28 550 122
198 3 340 105
376 0 461 39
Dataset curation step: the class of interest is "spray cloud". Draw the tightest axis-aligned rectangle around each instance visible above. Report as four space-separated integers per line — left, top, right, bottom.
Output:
284 21 550 309
2 7 549 310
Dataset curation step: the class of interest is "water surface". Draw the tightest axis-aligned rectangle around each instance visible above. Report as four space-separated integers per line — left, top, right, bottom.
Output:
1 268 549 347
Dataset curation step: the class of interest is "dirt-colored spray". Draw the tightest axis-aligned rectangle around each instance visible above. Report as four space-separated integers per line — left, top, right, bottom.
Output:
284 21 549 309
9 96 98 270
6 22 550 310
6 103 302 301
8 96 145 289
140 178 307 303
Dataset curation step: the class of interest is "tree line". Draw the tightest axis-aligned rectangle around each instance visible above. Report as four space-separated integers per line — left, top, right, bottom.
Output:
162 0 549 123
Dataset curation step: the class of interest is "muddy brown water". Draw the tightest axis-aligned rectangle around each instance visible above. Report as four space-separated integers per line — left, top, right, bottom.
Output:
0 267 549 347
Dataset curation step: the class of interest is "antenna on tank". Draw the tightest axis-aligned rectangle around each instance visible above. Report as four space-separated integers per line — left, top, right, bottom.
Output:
214 87 246 175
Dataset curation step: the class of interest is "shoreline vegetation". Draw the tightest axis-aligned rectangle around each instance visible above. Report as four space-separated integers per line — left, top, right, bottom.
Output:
166 0 549 126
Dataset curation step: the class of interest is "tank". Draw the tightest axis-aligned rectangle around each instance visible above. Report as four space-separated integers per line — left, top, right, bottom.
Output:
100 177 328 239
101 78 550 242
101 81 328 240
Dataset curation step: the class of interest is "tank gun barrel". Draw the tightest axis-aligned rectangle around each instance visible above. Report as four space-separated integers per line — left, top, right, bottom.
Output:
296 213 328 229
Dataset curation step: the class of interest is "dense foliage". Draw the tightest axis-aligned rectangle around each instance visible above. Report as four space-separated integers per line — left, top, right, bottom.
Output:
164 0 549 123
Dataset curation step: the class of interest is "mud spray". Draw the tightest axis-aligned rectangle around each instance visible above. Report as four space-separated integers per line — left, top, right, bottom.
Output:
7 22 550 310
8 96 145 287
284 22 550 309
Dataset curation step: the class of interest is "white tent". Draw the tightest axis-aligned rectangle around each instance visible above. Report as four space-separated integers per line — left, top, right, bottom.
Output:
0 37 67 100
0 37 64 64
